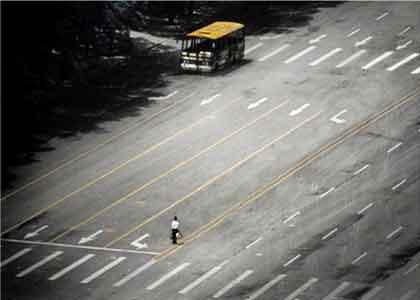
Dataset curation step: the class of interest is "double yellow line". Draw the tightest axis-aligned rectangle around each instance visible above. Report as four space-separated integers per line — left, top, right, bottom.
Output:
155 87 420 260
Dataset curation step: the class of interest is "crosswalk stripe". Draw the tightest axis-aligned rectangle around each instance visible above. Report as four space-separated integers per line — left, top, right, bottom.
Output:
309 48 342 66
16 251 63 278
322 281 351 300
361 286 383 300
246 273 287 300
48 254 95 281
245 42 264 55
113 260 156 287
146 263 190 290
0 248 32 269
81 257 126 284
362 51 393 70
258 44 290 62
411 66 420 74
284 277 318 300
399 289 417 300
285 46 317 64
213 270 254 298
336 50 366 68
179 260 229 294
387 53 419 71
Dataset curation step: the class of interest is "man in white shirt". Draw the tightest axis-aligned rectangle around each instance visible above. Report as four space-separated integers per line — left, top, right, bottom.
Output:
171 216 181 244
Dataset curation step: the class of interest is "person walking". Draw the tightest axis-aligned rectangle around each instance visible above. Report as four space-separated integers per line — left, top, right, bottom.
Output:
171 216 182 244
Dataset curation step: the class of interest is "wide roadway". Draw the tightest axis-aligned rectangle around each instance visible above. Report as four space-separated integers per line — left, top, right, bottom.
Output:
2 2 420 300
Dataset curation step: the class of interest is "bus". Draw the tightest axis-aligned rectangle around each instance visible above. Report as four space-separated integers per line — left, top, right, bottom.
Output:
180 21 245 72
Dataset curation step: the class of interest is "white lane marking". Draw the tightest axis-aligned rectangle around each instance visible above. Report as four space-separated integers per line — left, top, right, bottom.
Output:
319 187 335 199
398 26 411 36
361 286 383 300
322 281 351 300
246 273 287 300
355 36 373 47
358 203 374 215
399 290 417 300
81 257 126 284
411 66 420 74
387 142 403 153
322 228 338 240
283 211 301 224
245 42 264 55
16 251 63 278
351 252 367 265
258 44 290 62
347 28 360 37
48 254 95 281
284 254 301 267
396 40 413 50
387 53 419 71
309 48 342 66
386 226 403 239
376 12 389 21
362 51 394 70
354 164 370 176
392 179 407 191
148 90 178 101
0 248 32 269
113 260 156 287
24 225 48 239
1 238 159 255
179 260 229 294
260 34 282 40
130 233 149 249
284 277 318 300
79 230 103 244
289 103 310 116
246 237 263 249
309 34 327 44
330 110 347 124
285 46 317 64
146 263 190 290
403 263 419 276
213 270 254 298
201 94 221 106
336 50 366 68
248 97 268 110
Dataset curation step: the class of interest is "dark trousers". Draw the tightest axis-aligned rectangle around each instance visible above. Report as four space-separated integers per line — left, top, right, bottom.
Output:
172 229 179 244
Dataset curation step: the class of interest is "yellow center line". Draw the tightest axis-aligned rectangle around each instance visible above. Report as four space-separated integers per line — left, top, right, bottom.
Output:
2 94 242 236
154 88 420 260
1 92 197 202
48 99 290 243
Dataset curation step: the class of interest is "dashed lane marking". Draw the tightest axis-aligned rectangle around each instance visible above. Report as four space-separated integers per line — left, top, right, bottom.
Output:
358 203 374 215
392 179 407 191
322 228 338 240
376 12 388 21
146 262 190 290
284 254 301 267
284 46 317 64
246 273 287 300
386 226 403 239
309 48 342 66
213 269 254 298
321 281 351 300
201 94 221 105
81 257 126 284
362 51 394 70
148 90 178 101
387 142 403 153
360 286 383 300
0 248 32 269
399 290 417 300
48 254 96 281
387 53 419 71
284 277 318 300
283 211 300 224
113 260 156 287
403 263 419 276
319 187 335 199
246 237 263 249
351 252 367 265
258 44 290 62
16 251 63 278
347 28 360 37
353 164 369 176
245 42 264 55
398 26 411 36
336 50 366 68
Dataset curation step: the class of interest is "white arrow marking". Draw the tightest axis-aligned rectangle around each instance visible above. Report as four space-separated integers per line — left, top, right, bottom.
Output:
411 66 420 74
247 97 268 110
309 34 327 44
398 26 411 36
245 42 263 55
362 51 393 69
347 28 360 37
387 53 419 71
200 94 221 105
330 110 347 124
289 103 310 116
376 12 389 21
148 90 178 101
24 225 48 239
396 40 413 50
78 230 103 244
130 233 149 249
336 50 366 68
355 36 373 47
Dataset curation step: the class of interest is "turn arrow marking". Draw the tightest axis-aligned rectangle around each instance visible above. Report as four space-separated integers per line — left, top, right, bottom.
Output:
131 233 149 249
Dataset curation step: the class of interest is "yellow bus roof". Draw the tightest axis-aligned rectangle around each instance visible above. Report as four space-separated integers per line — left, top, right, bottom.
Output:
187 21 244 40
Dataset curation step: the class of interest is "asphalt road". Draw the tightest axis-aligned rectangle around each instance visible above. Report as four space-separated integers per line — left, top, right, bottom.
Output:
2 2 420 300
